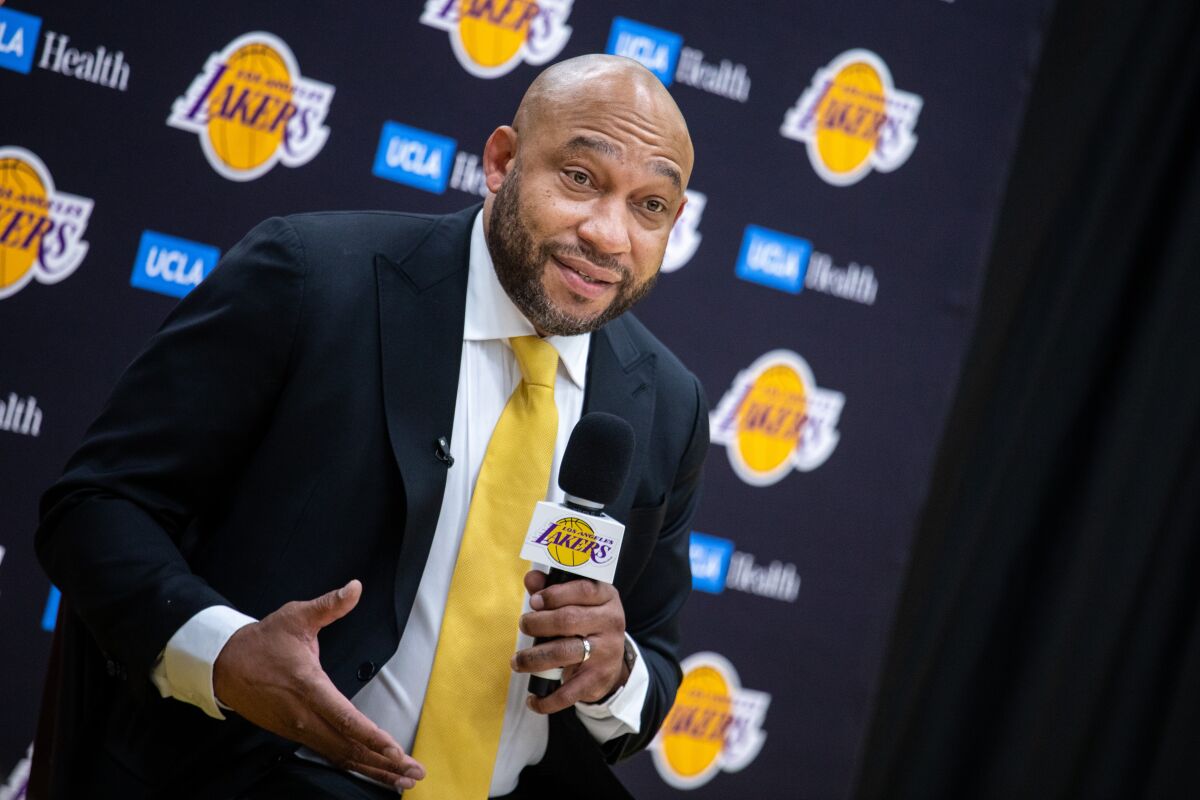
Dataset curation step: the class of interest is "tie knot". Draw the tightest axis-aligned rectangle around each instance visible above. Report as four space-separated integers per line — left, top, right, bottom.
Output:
510 336 559 389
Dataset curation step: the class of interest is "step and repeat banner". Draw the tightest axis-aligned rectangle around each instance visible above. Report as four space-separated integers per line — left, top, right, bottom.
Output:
0 1 1050 797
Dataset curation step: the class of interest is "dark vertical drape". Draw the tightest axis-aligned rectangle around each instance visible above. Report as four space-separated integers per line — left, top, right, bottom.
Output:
855 0 1200 797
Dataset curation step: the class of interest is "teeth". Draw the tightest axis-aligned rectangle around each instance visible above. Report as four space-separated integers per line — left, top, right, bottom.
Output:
571 266 599 283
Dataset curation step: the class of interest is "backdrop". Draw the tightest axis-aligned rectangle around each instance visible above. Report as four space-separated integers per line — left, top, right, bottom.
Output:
0 2 1050 797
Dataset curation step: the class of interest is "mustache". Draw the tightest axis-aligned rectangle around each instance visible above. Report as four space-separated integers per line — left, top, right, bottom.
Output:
541 241 628 276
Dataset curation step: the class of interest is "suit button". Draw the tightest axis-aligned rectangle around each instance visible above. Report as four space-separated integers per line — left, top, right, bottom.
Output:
105 659 117 677
357 661 377 681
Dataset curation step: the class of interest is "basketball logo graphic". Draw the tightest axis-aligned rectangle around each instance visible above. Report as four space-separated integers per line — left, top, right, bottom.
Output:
710 350 845 486
421 0 574 79
0 147 93 300
651 652 771 789
781 49 923 186
530 515 615 567
167 32 334 181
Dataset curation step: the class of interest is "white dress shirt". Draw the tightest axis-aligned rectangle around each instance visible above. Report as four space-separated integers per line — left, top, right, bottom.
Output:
151 211 649 796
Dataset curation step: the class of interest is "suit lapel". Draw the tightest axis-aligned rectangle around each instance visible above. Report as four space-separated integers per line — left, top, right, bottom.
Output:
375 206 476 629
583 317 657 521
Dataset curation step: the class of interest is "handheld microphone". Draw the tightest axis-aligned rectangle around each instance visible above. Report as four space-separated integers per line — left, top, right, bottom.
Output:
521 412 635 698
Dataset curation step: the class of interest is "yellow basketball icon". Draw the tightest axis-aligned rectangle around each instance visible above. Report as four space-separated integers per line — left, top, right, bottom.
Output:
661 664 733 779
545 517 596 568
736 363 807 476
457 0 533 70
814 60 886 179
652 652 770 789
206 43 292 172
0 156 48 293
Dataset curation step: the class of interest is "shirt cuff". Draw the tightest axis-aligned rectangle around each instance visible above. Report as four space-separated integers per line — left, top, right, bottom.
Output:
150 605 256 720
574 634 648 743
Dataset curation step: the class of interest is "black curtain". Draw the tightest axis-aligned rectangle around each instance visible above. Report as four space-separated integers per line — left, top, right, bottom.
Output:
855 0 1200 797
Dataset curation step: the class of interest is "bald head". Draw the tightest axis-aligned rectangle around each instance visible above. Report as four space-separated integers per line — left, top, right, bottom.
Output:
512 54 694 182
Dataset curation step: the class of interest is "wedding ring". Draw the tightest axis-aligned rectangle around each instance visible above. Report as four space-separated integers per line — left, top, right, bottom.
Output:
579 636 592 664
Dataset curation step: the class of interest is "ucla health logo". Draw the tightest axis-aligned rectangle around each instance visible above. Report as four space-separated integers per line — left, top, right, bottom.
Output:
167 32 334 182
735 225 811 294
736 224 879 305
711 350 844 486
690 532 801 603
781 49 922 186
373 122 456 194
0 147 93 301
0 6 41 74
662 189 705 274
651 652 770 789
130 231 220 299
689 532 734 594
606 17 750 102
420 0 573 79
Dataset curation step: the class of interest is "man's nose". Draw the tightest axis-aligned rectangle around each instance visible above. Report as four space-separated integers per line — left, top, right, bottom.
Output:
577 198 631 256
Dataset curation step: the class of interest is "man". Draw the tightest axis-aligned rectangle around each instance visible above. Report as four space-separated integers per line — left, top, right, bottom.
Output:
34 54 707 799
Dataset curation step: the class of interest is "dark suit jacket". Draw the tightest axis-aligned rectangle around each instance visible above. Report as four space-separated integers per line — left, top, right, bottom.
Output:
32 204 709 799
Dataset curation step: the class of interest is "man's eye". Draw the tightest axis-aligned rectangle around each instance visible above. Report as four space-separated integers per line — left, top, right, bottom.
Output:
645 199 665 213
568 171 589 186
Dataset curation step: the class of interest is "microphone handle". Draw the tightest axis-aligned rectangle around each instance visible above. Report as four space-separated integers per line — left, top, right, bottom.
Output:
528 568 578 698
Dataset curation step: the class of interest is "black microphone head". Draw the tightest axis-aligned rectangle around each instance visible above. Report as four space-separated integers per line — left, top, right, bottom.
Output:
559 412 635 507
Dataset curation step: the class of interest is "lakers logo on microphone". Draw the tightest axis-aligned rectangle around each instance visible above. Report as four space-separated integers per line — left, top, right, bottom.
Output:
651 652 770 789
420 0 574 79
780 49 922 186
710 350 844 486
167 32 334 181
0 147 93 300
531 516 615 567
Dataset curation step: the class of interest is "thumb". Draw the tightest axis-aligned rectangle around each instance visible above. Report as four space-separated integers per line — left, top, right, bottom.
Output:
301 579 362 631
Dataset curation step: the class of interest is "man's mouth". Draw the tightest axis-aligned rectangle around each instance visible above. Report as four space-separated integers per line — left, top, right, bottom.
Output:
551 255 621 300
553 255 620 285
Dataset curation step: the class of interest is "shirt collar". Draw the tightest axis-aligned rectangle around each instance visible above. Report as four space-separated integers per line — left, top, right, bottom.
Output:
464 210 590 388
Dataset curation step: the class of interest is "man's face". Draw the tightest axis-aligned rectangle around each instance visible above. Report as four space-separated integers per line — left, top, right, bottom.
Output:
486 95 691 336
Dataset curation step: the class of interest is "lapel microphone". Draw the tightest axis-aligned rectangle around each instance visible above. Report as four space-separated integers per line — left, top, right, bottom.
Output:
521 412 636 698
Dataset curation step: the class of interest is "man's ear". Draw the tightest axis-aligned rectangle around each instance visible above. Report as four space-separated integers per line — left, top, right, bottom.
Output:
483 126 518 194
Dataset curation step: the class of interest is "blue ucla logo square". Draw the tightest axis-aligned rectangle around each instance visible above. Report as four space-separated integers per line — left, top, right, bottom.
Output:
130 230 221 299
605 17 683 87
735 225 814 295
690 532 735 594
372 122 457 195
0 7 42 75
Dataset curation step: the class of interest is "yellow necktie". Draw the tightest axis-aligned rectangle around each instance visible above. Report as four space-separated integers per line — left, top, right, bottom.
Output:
408 336 559 799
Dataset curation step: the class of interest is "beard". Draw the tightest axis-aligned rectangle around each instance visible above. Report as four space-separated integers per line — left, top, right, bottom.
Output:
487 166 659 337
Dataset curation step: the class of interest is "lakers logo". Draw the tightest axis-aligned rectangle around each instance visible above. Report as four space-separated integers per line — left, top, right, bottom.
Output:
420 0 575 79
531 516 614 567
0 147 93 300
651 652 770 789
780 49 922 186
710 350 844 486
167 32 334 181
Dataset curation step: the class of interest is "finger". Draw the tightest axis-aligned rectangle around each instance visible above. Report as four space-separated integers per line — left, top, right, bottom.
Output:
294 712 415 788
302 579 362 630
305 671 421 774
534 577 615 610
316 716 422 783
263 700 407 780
527 667 606 714
345 761 422 792
511 637 588 674
524 570 548 596
520 605 595 639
